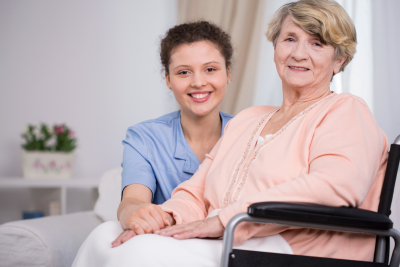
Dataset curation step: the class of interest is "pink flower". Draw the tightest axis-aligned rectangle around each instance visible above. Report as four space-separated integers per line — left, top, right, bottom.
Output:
49 161 56 169
55 126 64 134
66 162 71 169
33 159 41 169
69 130 75 137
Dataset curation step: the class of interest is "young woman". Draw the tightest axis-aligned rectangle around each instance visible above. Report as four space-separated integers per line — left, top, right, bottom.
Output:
113 21 234 246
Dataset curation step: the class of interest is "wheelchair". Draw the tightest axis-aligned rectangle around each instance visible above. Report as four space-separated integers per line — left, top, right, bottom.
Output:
221 135 400 267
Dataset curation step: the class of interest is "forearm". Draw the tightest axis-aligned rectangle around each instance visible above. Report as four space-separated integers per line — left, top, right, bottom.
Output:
117 183 153 229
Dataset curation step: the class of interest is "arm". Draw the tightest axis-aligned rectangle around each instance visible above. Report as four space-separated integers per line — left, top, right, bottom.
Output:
153 137 225 240
160 137 223 224
112 184 174 247
112 127 174 247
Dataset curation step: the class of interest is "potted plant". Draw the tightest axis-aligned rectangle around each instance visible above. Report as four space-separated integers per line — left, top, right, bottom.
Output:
21 123 77 179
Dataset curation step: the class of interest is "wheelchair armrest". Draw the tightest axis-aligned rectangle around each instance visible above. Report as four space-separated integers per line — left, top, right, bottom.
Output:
248 202 393 230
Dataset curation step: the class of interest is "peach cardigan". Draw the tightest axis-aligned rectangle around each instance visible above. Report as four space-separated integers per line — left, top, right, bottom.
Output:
161 93 389 261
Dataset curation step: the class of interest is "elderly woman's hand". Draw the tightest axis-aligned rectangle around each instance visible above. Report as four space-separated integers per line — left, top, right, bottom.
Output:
154 216 225 240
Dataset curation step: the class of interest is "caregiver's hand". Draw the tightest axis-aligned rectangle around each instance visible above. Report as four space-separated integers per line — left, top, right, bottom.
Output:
121 202 175 234
112 184 175 248
155 216 225 240
112 203 175 248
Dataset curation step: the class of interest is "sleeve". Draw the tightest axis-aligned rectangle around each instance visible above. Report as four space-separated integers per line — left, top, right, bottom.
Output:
218 96 388 243
160 131 225 225
121 126 156 200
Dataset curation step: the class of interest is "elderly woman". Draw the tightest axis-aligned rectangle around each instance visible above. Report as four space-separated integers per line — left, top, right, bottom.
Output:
73 0 388 266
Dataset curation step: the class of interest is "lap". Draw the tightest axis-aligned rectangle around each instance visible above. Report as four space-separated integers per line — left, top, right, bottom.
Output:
72 221 293 267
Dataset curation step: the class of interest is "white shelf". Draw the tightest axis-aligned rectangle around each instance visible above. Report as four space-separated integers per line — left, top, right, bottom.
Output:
0 178 99 188
0 178 100 216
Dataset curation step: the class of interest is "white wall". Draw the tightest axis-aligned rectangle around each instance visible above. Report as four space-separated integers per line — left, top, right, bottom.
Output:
0 0 178 223
0 0 178 178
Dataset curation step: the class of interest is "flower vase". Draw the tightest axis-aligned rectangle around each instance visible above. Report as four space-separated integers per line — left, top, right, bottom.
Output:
21 151 75 179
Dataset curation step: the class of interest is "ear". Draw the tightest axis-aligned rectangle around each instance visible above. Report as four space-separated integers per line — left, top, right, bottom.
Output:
333 56 347 74
165 71 172 90
226 67 231 84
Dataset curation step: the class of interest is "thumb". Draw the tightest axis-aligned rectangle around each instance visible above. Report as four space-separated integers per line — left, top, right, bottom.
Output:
163 213 175 227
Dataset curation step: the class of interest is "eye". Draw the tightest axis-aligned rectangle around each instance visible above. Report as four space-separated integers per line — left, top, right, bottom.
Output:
178 70 189 75
314 42 322 47
285 37 294 42
205 67 216 73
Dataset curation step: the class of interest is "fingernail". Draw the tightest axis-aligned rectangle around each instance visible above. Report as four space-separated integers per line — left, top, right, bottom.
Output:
174 235 179 237
155 230 160 234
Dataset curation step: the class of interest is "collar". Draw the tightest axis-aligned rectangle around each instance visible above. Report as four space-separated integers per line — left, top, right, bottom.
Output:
174 110 187 160
174 111 229 174
174 111 199 174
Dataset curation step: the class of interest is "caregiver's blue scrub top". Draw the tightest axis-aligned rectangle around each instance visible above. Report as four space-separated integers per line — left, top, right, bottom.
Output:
121 110 233 204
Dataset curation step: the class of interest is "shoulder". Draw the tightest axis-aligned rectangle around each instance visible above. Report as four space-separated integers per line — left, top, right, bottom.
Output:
313 93 386 143
220 111 234 121
321 93 373 119
124 111 180 147
221 106 278 134
328 93 370 109
230 106 278 125
127 111 180 135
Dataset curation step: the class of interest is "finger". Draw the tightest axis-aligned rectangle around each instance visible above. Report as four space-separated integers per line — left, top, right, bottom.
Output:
151 206 168 228
112 231 128 248
165 213 175 227
172 228 198 240
137 213 162 233
121 230 136 243
129 218 154 235
157 224 191 237
143 211 163 232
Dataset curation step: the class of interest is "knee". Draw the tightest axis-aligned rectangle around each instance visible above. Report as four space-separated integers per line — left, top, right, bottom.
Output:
87 221 124 244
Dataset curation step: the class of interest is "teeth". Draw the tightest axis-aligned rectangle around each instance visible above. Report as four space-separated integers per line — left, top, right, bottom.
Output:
290 66 308 70
191 93 210 99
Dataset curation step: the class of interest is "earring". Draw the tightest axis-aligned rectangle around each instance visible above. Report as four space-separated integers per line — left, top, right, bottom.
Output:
227 80 231 84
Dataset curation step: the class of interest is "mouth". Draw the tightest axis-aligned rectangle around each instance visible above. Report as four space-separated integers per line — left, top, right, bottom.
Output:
188 91 212 103
289 66 309 71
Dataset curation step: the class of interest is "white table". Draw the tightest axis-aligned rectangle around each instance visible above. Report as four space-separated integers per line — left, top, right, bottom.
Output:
0 178 100 215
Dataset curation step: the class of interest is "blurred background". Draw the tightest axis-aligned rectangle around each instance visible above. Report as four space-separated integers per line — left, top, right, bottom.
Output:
0 0 399 225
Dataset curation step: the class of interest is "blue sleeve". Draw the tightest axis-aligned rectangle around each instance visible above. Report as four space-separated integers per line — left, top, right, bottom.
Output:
121 126 156 200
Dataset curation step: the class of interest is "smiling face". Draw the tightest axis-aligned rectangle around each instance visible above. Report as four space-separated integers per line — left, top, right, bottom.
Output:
274 16 346 93
166 41 230 118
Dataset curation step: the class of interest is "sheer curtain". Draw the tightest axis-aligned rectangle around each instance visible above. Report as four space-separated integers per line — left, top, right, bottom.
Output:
371 0 400 246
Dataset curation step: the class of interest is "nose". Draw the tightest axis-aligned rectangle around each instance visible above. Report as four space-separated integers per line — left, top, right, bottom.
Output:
190 72 207 88
292 41 309 61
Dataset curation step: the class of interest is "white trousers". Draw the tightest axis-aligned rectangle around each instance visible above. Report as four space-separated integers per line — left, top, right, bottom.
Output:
72 220 293 267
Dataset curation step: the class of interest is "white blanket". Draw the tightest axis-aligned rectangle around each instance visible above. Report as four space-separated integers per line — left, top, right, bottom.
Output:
72 219 293 267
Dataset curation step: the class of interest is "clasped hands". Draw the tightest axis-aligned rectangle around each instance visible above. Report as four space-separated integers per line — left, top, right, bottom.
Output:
112 203 225 248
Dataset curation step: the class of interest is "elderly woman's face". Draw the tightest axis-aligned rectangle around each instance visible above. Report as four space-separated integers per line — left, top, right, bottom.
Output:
274 16 346 91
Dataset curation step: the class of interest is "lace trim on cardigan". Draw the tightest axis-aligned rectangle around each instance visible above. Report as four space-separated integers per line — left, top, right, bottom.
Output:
230 93 335 204
222 110 277 208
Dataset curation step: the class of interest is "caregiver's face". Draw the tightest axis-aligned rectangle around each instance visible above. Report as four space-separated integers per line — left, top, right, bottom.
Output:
166 41 230 118
274 16 345 90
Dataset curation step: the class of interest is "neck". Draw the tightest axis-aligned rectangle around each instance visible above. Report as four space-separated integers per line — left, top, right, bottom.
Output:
280 82 331 114
180 108 222 143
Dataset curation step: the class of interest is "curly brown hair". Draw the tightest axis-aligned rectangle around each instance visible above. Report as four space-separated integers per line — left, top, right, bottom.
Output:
160 21 233 75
